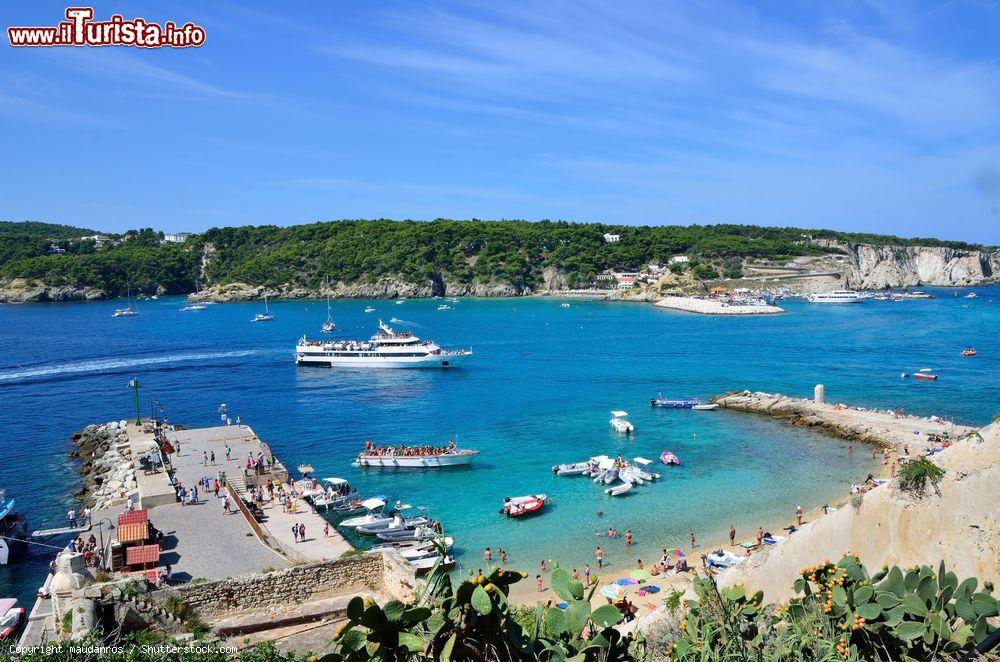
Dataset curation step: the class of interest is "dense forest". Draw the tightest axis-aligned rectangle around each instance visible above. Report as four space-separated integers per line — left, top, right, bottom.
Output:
0 219 993 296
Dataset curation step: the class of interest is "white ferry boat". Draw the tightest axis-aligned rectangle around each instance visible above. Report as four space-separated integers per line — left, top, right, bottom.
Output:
295 320 471 368
353 448 479 468
806 290 864 304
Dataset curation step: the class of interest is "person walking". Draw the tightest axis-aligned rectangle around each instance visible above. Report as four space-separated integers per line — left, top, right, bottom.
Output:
67 509 77 528
213 479 220 497
223 496 231 514
292 523 300 542
210 451 216 466
536 574 543 592
324 523 329 538
299 522 306 541
202 451 208 467
225 445 231 461
83 507 91 526
595 546 604 569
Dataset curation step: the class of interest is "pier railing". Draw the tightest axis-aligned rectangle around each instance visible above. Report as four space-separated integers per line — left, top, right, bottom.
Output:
224 482 310 564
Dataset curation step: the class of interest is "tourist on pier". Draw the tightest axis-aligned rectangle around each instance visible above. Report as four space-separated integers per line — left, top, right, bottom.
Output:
324 523 329 538
299 523 306 541
796 505 803 526
213 479 220 497
67 509 77 528
225 445 231 461
729 525 736 546
292 523 299 542
83 507 91 526
210 451 216 466
203 451 208 467
223 497 231 514
178 487 187 506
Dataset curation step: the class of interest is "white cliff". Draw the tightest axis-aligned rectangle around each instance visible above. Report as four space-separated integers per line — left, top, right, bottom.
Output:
844 243 1000 289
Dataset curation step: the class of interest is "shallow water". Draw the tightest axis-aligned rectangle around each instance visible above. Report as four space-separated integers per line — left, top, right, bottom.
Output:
1 287 998 603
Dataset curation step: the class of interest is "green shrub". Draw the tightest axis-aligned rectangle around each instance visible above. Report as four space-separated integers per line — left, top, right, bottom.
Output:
898 457 945 495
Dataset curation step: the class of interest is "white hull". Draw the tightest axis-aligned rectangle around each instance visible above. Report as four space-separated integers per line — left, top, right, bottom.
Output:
355 451 478 468
296 353 470 369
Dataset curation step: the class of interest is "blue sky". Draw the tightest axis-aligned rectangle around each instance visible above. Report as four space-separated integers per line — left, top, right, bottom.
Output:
2 1 1000 243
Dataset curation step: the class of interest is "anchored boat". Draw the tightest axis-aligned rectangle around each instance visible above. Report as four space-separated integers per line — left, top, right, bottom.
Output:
296 320 471 368
500 494 547 518
610 410 635 434
353 447 479 468
650 395 700 408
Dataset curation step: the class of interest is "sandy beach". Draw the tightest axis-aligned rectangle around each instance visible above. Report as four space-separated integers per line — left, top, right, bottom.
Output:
654 296 785 315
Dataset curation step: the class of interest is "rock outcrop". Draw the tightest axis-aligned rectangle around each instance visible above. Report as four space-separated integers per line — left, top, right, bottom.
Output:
0 278 106 303
844 243 1000 289
187 276 530 302
719 420 1000 600
69 421 137 510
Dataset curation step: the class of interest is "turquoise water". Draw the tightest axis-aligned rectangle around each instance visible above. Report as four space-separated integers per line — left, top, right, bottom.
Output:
1 287 998 604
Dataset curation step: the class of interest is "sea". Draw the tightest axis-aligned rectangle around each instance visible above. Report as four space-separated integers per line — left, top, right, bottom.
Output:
1 287 998 606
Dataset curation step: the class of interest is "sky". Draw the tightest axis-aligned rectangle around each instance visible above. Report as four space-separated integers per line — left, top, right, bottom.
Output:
2 1 1000 243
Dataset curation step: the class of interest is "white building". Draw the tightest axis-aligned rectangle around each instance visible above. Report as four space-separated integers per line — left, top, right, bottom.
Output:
669 255 689 264
47 244 66 255
603 233 620 243
162 232 192 243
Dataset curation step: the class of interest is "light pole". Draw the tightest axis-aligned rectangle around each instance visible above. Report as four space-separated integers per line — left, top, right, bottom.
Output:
95 518 115 570
128 378 141 425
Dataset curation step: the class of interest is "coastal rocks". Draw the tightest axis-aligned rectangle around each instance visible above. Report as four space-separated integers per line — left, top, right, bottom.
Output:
712 390 973 448
844 243 1000 289
70 421 136 510
719 420 1000 601
187 276 529 302
0 278 106 303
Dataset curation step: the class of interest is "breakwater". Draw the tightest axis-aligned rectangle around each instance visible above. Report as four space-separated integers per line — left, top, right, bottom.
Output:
712 389 974 448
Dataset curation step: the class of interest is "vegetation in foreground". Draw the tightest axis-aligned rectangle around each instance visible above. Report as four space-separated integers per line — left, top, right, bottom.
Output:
7 554 996 661
1 219 995 297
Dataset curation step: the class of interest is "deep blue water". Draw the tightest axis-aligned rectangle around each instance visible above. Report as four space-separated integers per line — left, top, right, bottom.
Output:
1 287 998 605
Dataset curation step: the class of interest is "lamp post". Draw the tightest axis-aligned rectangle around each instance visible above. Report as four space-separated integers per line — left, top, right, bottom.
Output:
128 378 141 425
95 518 115 570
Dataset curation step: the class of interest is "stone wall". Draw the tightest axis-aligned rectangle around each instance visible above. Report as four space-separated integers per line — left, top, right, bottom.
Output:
164 552 415 618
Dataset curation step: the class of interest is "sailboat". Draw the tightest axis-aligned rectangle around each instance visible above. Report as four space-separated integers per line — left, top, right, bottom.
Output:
322 295 335 333
112 283 138 317
252 294 275 322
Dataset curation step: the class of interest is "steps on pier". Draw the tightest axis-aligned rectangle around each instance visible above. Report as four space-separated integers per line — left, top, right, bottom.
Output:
228 472 247 496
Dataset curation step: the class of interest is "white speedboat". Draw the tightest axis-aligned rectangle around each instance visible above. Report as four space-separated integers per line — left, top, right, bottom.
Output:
437 305 452 311
0 492 27 566
296 320 472 368
604 482 632 496
252 295 275 322
610 410 635 434
372 536 454 553
410 554 455 574
364 306 376 313
806 290 864 303
338 498 387 528
692 403 719 411
179 304 207 312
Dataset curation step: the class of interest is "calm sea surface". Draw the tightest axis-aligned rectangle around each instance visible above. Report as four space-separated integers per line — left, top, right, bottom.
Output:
2 287 998 604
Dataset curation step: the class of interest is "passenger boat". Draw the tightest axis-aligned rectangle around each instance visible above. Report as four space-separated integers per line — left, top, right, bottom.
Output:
961 348 976 357
660 451 680 466
650 395 699 408
0 599 25 640
499 494 547 518
806 290 864 304
252 295 275 322
296 320 472 368
0 491 27 566
610 410 635 434
353 447 479 468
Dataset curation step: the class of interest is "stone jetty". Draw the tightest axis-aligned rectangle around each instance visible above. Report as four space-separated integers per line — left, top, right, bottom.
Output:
69 420 138 510
712 389 974 449
655 296 784 315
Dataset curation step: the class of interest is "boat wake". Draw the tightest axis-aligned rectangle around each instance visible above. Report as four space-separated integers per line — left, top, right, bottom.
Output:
388 317 421 327
0 350 259 383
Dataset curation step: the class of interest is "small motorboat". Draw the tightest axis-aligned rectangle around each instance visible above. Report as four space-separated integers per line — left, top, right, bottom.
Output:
410 554 456 574
610 410 635 434
0 598 25 640
437 305 452 311
499 494 547 518
660 451 680 466
395 299 406 305
650 395 700 408
961 348 977 357
604 482 632 496
356 511 426 536
377 525 441 543
364 306 376 313
632 457 660 480
552 462 591 476
560 302 570 308
338 498 388 528
965 292 976 299
179 304 207 311
692 403 719 411
914 369 938 381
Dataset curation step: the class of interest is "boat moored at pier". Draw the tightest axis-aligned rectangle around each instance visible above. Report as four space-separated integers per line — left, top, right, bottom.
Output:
0 491 27 566
296 321 471 368
806 290 865 304
353 441 479 468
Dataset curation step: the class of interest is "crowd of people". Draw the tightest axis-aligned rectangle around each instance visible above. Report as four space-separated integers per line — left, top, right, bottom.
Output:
362 440 457 457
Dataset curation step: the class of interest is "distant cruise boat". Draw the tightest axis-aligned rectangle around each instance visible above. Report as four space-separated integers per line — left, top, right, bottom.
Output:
806 290 864 304
296 320 471 368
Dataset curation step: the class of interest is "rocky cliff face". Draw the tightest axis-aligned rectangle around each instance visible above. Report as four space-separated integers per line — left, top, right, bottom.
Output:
0 277 106 303
187 276 529 302
844 243 1000 289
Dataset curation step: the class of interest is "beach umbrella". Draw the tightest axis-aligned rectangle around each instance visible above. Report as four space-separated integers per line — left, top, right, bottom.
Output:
630 569 652 582
663 548 685 559
600 584 622 600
